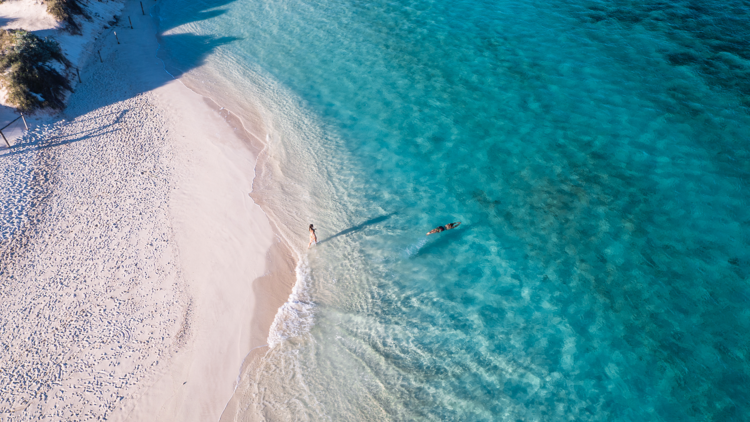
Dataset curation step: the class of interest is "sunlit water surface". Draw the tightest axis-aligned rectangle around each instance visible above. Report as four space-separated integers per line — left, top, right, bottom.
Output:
155 0 750 420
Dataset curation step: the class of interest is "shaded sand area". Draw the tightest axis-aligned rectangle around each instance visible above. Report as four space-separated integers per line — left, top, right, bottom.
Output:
0 0 295 420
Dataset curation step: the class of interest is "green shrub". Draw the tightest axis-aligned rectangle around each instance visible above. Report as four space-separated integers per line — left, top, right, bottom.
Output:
0 30 72 111
47 0 88 33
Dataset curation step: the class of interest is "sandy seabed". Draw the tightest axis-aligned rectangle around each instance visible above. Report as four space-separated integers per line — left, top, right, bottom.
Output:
0 1 295 421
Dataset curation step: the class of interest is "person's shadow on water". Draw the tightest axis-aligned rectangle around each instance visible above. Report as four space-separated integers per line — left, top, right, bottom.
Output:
413 225 471 258
317 212 397 245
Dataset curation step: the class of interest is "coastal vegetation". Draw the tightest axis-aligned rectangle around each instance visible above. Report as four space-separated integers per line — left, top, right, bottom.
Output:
47 0 88 33
0 30 72 111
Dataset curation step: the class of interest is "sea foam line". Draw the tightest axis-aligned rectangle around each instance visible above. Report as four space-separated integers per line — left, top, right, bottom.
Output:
267 257 316 348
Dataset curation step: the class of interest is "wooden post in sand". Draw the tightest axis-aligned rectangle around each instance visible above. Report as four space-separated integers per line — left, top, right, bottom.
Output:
98 50 103 62
20 113 28 131
140 1 145 15
128 16 133 29
76 67 82 83
114 31 120 44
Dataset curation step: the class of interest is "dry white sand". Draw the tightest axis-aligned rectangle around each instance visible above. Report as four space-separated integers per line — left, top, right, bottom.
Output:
0 0 295 420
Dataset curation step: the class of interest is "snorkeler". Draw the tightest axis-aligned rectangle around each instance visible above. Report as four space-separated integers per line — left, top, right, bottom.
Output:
308 224 318 248
426 222 461 235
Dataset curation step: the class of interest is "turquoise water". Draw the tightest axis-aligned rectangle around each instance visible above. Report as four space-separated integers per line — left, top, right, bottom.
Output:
155 0 750 420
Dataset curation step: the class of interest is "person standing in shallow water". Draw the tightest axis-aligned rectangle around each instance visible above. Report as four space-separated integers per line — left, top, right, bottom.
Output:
426 222 461 235
308 224 318 248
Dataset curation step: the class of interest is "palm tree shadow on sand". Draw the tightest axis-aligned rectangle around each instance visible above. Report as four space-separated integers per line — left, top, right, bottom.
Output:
317 212 397 245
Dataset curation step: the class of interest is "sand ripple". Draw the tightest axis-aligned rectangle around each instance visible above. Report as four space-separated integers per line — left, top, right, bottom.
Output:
0 71 187 420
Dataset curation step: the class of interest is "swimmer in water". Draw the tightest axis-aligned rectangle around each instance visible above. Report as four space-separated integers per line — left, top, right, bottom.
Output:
308 224 318 248
426 222 461 235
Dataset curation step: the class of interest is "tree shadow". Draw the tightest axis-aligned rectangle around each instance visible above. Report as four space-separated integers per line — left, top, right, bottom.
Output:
0 17 15 28
153 0 241 79
317 212 396 245
58 0 242 118
156 34 241 79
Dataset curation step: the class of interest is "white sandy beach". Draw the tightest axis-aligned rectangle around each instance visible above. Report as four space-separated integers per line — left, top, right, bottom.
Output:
0 0 295 420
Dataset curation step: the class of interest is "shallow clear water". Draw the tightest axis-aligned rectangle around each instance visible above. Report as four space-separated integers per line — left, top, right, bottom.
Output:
156 0 750 420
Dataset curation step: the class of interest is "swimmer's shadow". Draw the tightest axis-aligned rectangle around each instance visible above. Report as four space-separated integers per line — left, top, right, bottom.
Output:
413 226 471 258
317 212 396 245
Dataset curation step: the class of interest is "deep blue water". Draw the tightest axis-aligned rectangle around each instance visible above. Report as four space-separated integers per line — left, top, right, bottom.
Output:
156 0 750 420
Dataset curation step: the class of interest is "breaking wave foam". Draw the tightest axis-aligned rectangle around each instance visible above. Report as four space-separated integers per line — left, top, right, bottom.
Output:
267 258 316 348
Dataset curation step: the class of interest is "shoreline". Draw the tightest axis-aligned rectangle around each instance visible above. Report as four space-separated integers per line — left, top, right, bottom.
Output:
0 0 298 420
